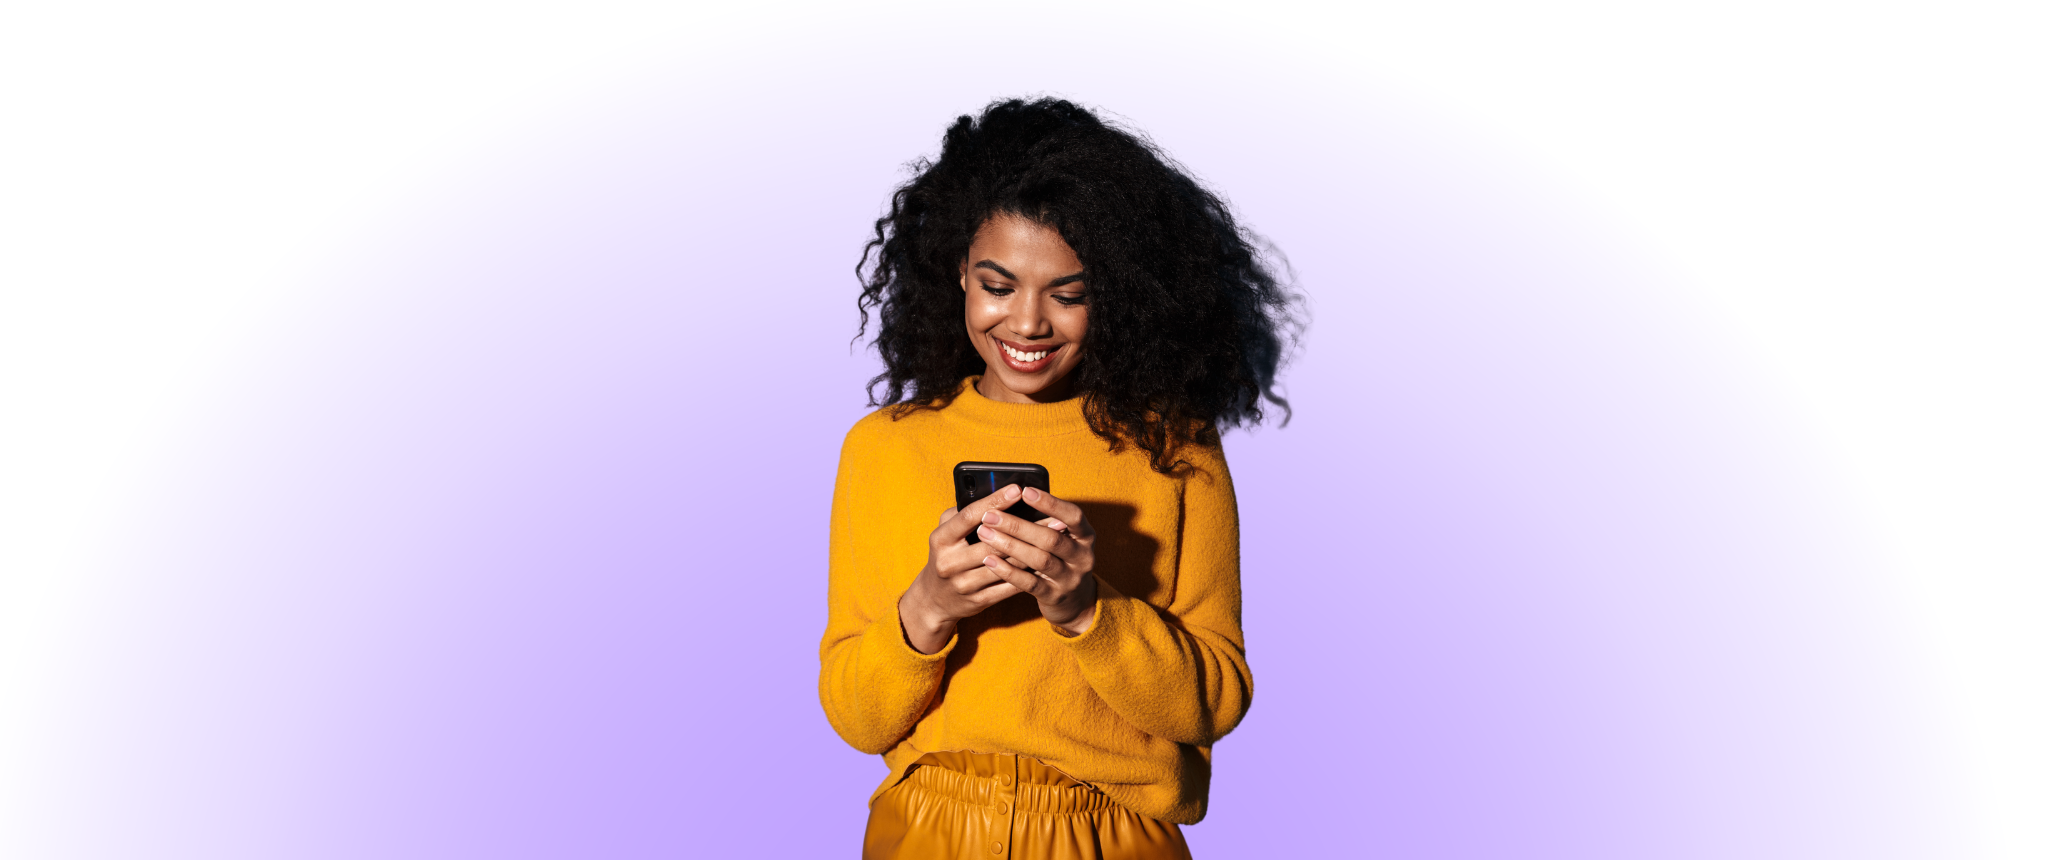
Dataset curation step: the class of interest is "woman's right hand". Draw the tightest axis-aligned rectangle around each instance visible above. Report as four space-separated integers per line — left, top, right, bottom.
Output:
898 484 1037 654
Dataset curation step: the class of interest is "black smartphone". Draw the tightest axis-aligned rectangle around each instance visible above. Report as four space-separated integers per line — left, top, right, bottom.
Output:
953 461 1051 544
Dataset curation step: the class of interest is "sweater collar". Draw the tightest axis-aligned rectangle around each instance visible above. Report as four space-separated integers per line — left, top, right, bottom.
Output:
943 376 1093 438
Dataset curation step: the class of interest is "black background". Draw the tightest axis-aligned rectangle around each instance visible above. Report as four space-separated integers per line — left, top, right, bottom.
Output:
8 0 2025 847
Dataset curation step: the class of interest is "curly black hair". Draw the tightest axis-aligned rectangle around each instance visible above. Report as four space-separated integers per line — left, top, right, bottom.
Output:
856 97 1302 473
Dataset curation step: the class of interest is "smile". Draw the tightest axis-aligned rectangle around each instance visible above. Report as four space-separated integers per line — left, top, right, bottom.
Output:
995 337 1059 372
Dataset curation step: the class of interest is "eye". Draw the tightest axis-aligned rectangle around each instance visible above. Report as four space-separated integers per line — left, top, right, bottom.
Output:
981 284 1014 297
1053 294 1088 307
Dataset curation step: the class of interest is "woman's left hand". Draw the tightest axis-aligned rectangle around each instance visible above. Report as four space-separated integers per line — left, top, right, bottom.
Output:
973 487 1099 635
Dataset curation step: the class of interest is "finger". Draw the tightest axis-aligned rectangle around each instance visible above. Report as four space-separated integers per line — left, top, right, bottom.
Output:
970 576 1023 597
948 572 999 595
940 559 1009 592
965 579 1024 611
939 541 1036 576
944 484 1025 541
980 508 1065 554
968 546 1035 572
937 542 1007 576
974 521 1058 573
1019 487 1087 533
981 554 1050 597
928 507 965 550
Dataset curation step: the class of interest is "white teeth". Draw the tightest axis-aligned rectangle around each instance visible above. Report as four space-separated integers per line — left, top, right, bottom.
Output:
1001 343 1050 363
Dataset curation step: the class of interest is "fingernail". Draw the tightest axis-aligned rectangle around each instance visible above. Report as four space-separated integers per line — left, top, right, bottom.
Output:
1003 485 1021 501
1025 487 1041 502
982 510 1000 525
978 525 995 540
1050 521 1068 532
983 554 1001 567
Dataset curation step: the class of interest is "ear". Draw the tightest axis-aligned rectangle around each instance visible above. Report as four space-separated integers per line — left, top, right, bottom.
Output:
959 257 969 293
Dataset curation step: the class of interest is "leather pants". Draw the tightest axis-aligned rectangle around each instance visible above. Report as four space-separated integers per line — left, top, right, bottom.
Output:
862 751 1191 860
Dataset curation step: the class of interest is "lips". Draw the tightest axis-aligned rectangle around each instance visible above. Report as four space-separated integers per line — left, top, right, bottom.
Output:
994 337 1060 373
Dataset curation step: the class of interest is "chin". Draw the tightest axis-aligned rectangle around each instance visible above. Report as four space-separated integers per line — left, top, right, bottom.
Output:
990 364 1076 401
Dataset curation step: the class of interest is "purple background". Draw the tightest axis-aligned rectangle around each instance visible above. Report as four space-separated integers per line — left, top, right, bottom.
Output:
29 74 1965 856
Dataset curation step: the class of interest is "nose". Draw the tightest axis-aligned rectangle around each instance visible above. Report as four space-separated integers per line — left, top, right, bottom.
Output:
1007 295 1050 338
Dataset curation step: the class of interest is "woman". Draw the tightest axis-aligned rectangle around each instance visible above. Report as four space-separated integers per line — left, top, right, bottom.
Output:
819 98 1298 859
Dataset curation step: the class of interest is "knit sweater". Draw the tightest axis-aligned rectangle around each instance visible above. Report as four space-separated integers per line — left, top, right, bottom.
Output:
818 377 1252 825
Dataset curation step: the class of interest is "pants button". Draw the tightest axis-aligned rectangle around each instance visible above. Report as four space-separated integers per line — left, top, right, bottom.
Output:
990 841 1004 854
996 801 1010 815
997 775 1013 787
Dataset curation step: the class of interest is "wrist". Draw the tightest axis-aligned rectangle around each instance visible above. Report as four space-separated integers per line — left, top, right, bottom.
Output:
898 588 957 654
1048 577 1099 637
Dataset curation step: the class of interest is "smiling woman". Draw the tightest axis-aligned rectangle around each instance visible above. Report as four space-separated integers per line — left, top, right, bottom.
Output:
853 98 1300 474
961 214 1091 402
820 98 1302 859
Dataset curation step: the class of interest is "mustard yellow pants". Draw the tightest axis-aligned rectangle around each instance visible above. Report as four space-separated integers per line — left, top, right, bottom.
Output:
863 751 1191 860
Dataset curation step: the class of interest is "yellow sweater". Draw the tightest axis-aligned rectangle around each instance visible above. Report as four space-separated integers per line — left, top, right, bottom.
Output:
818 377 1252 825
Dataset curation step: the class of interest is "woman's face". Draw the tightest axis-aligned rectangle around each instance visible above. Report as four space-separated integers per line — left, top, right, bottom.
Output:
960 214 1090 404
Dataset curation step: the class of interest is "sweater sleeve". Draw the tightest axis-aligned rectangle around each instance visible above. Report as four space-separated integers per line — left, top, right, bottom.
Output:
817 420 956 755
1057 446 1253 747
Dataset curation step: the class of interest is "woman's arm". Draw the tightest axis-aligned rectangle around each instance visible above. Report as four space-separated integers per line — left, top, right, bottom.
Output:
972 447 1254 747
817 428 952 755
816 421 1031 753
1065 449 1252 747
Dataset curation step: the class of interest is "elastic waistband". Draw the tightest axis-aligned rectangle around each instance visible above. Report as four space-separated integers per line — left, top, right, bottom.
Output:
904 751 1117 815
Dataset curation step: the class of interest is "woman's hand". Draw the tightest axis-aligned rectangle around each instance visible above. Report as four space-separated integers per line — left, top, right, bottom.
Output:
898 485 1035 654
968 486 1099 636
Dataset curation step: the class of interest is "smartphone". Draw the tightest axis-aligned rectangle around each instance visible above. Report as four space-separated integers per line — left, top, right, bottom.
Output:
953 461 1051 544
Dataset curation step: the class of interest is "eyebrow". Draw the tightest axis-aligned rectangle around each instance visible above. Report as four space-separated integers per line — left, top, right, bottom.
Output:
973 260 1086 288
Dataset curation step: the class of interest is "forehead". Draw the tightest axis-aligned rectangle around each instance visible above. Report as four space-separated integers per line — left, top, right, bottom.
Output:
968 214 1081 271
